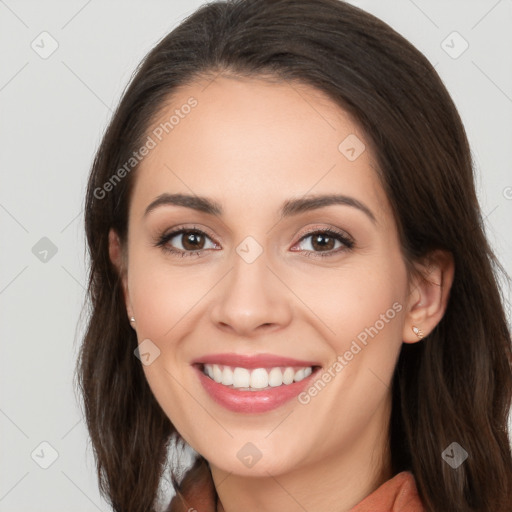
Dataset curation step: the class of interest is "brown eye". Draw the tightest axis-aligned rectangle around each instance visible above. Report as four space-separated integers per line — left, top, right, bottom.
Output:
179 230 207 250
293 228 354 258
155 227 218 257
309 233 337 251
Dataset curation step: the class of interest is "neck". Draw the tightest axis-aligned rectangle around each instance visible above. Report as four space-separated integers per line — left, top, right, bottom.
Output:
211 399 393 512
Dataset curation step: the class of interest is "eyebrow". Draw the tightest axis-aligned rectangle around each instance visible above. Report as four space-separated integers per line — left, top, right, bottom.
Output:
144 193 376 224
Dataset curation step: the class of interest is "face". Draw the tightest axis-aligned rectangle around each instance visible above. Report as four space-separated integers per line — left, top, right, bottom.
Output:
112 75 416 479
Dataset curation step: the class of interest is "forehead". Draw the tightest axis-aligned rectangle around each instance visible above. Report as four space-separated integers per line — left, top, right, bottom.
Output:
129 76 391 225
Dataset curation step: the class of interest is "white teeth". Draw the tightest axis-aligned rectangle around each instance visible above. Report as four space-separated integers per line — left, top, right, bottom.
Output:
213 365 223 383
222 366 233 385
232 367 250 388
250 368 269 389
203 364 314 390
282 367 295 385
268 367 283 387
294 368 306 382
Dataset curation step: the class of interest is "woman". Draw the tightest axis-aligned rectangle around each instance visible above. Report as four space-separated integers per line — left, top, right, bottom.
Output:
76 0 512 511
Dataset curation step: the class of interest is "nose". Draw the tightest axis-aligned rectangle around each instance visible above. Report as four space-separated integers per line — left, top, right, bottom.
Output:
209 250 293 338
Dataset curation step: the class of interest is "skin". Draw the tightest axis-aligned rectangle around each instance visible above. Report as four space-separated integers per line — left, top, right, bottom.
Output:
109 75 454 512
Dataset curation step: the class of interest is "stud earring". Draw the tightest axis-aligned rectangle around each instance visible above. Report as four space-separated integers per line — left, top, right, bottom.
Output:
130 317 135 323
412 326 424 339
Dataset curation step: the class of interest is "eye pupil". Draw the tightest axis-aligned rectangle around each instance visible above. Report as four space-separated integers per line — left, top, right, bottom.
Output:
312 233 334 251
182 230 204 250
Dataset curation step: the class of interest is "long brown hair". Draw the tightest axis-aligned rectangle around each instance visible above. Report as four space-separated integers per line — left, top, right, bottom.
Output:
76 1 512 510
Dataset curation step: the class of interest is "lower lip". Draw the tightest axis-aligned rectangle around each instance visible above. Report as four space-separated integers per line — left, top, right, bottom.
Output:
194 365 319 413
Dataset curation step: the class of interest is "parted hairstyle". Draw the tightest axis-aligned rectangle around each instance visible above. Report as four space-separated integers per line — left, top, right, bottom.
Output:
76 1 512 511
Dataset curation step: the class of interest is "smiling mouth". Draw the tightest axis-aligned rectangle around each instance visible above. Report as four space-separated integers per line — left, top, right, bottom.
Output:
197 363 321 391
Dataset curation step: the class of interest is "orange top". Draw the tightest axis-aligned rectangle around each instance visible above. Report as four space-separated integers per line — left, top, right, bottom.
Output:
349 471 424 512
166 458 425 512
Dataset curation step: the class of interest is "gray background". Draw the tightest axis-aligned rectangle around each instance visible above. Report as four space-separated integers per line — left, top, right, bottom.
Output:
1 0 511 510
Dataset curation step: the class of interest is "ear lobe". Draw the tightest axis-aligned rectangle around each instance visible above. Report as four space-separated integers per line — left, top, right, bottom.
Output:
108 228 131 314
402 250 455 344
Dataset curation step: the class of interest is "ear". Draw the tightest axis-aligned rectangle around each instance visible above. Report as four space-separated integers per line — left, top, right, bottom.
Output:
108 228 133 318
402 249 455 343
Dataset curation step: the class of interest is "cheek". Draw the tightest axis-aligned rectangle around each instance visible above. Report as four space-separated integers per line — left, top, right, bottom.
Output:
289 261 406 349
290 261 407 420
126 254 206 436
127 252 212 343
293 266 406 440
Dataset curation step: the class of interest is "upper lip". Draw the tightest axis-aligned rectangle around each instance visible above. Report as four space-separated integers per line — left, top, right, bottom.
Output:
191 353 321 369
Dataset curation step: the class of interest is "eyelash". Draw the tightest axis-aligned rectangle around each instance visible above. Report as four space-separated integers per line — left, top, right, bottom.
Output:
153 225 355 259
